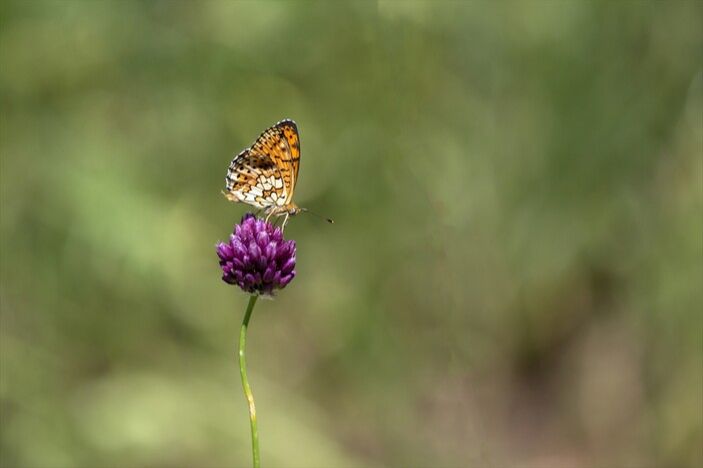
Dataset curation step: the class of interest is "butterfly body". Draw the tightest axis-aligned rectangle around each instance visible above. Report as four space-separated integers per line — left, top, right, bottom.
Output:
224 119 303 227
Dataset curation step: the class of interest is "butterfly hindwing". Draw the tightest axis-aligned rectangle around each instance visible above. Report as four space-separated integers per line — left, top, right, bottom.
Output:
225 148 276 208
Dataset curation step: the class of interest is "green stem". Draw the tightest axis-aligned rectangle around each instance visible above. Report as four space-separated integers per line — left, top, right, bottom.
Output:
239 294 260 468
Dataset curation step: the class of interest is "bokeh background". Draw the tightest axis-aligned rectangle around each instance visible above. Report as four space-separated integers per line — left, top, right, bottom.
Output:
1 1 701 467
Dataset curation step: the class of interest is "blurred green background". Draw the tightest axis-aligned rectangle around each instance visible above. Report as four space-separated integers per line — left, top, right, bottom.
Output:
1 1 701 467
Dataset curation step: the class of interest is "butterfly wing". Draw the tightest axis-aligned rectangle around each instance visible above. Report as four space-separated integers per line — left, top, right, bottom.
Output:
276 120 301 202
224 147 279 208
249 119 300 205
224 119 300 209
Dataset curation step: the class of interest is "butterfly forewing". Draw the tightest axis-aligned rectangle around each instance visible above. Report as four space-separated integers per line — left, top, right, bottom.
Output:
224 119 300 209
277 120 301 199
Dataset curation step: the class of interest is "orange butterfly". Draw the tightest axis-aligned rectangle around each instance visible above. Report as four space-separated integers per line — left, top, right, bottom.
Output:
223 119 332 229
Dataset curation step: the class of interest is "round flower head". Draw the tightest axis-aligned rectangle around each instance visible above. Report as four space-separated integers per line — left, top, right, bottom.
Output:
216 213 296 295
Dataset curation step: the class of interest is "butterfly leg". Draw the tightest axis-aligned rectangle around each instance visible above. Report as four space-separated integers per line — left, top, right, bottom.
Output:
281 212 290 231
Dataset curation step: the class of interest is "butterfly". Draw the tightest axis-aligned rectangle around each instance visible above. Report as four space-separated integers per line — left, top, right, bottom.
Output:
223 119 332 229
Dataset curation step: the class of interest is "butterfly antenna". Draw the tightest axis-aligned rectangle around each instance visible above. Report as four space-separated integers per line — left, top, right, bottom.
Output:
301 208 334 224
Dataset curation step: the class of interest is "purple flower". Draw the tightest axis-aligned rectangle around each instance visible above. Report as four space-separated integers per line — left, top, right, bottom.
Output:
216 213 296 295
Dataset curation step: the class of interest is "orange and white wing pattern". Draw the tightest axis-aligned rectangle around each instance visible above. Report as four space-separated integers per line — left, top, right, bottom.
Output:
224 119 301 209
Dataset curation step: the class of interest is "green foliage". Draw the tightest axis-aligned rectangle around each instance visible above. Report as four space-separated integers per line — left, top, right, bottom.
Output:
1 1 701 467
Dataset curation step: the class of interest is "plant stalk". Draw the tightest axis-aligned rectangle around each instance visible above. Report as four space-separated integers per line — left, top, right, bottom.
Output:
239 294 260 468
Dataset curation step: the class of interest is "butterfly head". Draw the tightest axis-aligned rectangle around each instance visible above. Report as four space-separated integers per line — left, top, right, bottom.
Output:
286 203 303 217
